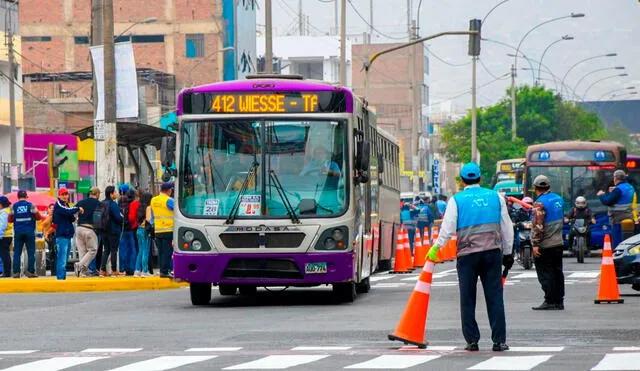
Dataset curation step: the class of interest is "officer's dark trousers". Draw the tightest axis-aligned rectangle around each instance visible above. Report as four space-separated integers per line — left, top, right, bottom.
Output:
534 245 565 305
456 248 506 344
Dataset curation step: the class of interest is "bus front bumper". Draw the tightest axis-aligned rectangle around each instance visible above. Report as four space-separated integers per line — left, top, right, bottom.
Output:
173 252 356 285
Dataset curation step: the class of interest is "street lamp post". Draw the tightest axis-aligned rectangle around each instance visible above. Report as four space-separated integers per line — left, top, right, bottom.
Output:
572 66 625 98
116 17 157 40
560 53 617 98
186 46 235 86
599 86 636 100
581 73 629 101
537 35 573 85
611 91 638 100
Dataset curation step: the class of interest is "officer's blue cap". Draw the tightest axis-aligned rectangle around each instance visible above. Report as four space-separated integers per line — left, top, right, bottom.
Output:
460 162 481 180
161 182 174 191
119 184 130 193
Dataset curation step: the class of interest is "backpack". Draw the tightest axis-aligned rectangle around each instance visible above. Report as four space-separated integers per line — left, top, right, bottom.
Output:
119 198 132 231
93 200 111 232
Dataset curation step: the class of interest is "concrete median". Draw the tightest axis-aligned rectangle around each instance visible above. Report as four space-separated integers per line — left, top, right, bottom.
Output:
0 276 188 294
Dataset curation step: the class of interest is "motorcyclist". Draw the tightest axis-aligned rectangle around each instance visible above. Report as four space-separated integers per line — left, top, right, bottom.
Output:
565 196 596 250
511 197 533 253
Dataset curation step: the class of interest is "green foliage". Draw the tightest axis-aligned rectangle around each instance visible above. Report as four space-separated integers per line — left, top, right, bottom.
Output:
605 120 636 153
441 85 608 187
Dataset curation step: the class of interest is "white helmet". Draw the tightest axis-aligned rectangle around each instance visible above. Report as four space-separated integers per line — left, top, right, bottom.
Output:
575 196 587 209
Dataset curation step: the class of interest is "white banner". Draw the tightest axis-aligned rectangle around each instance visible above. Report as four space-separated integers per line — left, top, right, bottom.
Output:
90 42 139 120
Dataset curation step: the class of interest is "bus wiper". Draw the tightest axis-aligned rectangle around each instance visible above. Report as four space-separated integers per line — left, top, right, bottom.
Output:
225 161 259 224
269 170 300 224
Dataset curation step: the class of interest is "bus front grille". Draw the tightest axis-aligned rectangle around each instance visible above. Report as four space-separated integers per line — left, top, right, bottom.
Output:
221 258 303 279
220 233 306 249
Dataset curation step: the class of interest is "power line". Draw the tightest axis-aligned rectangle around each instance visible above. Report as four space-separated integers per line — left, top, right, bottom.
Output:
275 0 327 35
425 46 471 67
347 0 406 40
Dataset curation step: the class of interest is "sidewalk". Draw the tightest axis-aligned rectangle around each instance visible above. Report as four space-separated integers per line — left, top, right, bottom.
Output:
0 276 188 294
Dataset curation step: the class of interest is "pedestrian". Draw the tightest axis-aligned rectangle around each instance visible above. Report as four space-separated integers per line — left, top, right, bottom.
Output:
42 204 57 276
436 195 447 218
597 169 635 248
530 175 566 310
0 196 13 277
416 199 434 242
118 185 136 276
8 190 42 278
134 192 153 277
400 202 417 252
427 163 514 352
151 182 175 278
53 187 82 280
74 187 101 277
100 185 124 277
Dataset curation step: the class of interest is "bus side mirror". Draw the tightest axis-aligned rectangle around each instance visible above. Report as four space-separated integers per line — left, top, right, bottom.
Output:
490 174 498 188
515 169 524 185
356 141 371 171
377 152 384 174
160 136 176 169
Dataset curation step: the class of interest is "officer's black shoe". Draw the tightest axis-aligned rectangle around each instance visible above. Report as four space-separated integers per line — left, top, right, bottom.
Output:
531 301 558 310
465 343 479 351
556 302 564 310
492 343 510 352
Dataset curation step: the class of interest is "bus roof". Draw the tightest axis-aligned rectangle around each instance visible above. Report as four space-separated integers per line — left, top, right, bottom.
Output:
526 140 624 153
377 127 399 145
176 77 355 115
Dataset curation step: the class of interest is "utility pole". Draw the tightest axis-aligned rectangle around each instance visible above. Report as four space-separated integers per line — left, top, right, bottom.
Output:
409 18 419 193
468 19 481 163
334 0 339 36
369 0 373 43
339 0 346 85
91 0 104 188
511 64 517 140
265 0 273 73
298 0 303 36
99 0 118 191
7 21 17 169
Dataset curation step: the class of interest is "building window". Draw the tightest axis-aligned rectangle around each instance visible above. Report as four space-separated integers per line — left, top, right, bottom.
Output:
22 36 52 42
293 61 323 80
115 35 165 43
74 36 90 45
186 34 205 58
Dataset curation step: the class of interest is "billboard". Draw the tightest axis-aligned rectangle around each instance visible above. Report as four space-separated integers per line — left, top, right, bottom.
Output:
223 0 257 80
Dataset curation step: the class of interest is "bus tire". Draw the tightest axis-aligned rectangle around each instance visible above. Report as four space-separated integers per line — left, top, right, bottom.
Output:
219 284 238 296
356 277 371 294
378 259 392 272
190 283 212 306
333 282 357 303
238 285 258 296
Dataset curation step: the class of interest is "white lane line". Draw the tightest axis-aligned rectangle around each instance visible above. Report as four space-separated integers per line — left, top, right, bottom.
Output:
0 356 107 371
433 268 458 278
399 345 457 351
81 348 142 353
468 355 553 370
400 275 419 282
291 346 351 351
370 275 395 282
185 347 242 352
568 271 600 278
613 347 640 351
511 272 539 279
432 281 458 287
107 356 217 371
508 347 565 352
345 355 440 369
372 283 406 288
224 355 329 369
592 353 640 370
0 351 38 355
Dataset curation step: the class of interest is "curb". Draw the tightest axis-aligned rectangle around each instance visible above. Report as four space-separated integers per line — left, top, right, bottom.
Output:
0 276 188 294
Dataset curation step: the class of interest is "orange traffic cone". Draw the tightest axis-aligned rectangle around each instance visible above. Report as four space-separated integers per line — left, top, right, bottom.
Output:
445 235 458 261
403 228 414 271
388 259 436 348
594 234 624 304
422 227 430 247
414 230 427 268
392 227 408 273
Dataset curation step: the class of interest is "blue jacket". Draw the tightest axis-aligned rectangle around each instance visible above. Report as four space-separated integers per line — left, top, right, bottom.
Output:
53 199 79 238
12 200 38 234
599 181 635 223
536 192 564 248
106 199 124 235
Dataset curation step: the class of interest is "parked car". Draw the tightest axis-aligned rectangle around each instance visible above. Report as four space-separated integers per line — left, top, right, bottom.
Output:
613 234 640 291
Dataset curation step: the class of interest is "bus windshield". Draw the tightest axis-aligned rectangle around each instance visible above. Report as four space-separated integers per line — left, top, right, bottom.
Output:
179 119 348 219
527 166 614 214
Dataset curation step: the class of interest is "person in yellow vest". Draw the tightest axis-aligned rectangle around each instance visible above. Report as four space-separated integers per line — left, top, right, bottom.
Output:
0 196 13 277
151 182 175 278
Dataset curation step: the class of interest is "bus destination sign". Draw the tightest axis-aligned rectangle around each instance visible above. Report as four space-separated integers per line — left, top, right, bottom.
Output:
182 91 347 114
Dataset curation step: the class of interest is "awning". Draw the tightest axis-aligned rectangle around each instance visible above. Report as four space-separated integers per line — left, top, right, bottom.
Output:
72 122 174 148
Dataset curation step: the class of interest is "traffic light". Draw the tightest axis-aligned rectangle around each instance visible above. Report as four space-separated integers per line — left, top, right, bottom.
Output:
48 143 68 179
468 19 482 57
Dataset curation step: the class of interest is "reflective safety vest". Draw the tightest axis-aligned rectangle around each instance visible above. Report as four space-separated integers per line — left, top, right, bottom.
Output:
400 209 415 227
151 193 174 234
610 181 635 223
1 207 13 238
536 192 564 248
12 200 36 234
453 186 502 257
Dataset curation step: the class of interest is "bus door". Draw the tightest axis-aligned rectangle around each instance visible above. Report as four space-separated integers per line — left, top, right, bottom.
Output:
356 109 374 281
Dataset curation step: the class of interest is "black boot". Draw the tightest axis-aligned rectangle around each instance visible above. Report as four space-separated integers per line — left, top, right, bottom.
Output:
532 301 559 310
492 343 510 351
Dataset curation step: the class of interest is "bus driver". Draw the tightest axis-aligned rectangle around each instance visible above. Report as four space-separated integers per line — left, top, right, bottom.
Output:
299 147 341 178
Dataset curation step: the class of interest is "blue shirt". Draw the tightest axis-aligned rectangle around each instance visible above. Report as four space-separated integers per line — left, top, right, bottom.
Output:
0 208 9 236
436 200 447 216
300 160 341 176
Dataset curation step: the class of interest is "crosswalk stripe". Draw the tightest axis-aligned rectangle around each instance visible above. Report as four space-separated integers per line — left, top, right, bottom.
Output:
613 347 640 351
185 347 242 352
81 348 142 353
291 346 352 351
0 351 38 355
399 345 456 351
511 272 539 279
400 275 419 281
107 356 217 371
370 275 395 282
0 356 107 371
468 355 553 370
372 283 405 288
592 353 640 370
223 355 329 369
568 271 600 278
508 347 564 352
345 355 440 369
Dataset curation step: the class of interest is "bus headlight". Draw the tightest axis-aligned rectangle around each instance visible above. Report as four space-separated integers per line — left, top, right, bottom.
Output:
184 230 195 243
324 238 337 250
331 229 345 241
192 240 203 251
177 227 212 252
315 226 348 251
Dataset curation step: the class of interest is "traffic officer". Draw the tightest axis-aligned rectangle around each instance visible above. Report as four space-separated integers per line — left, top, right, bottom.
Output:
0 196 13 277
597 169 635 248
151 182 175 278
8 190 41 278
531 175 565 310
426 163 514 352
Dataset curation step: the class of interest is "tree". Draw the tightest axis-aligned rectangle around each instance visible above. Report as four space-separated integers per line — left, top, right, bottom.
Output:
441 85 607 187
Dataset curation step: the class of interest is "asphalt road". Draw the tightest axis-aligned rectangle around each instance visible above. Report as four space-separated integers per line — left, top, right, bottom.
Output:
1 256 638 370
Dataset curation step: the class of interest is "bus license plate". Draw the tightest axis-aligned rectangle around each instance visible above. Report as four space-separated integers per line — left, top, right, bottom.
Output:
305 262 327 274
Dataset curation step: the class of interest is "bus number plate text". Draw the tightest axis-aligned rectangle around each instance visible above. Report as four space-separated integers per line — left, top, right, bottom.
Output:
305 262 327 274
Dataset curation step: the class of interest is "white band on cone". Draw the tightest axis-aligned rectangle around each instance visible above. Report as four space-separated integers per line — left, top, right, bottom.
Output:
414 280 432 294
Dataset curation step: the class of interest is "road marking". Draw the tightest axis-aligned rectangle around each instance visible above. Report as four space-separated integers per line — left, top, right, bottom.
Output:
81 348 142 353
432 281 458 287
568 271 600 278
399 345 457 351
107 356 217 371
372 283 406 288
511 272 539 279
344 355 440 369
592 353 640 370
508 347 564 352
400 275 419 281
185 347 242 352
370 275 395 282
613 347 640 351
0 356 107 371
0 351 38 355
468 355 553 370
224 355 329 369
291 346 351 351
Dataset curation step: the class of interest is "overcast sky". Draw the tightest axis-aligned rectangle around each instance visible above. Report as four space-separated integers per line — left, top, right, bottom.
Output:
258 0 640 113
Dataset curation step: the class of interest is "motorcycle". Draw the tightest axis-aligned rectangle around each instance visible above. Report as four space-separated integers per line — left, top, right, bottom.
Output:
571 219 588 264
516 221 534 270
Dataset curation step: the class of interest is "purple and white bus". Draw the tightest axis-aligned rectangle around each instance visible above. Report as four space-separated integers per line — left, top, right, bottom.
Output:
168 75 400 305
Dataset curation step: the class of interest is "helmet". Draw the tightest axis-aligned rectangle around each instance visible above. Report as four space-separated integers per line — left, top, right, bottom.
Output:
575 196 587 209
533 175 551 188
522 197 534 204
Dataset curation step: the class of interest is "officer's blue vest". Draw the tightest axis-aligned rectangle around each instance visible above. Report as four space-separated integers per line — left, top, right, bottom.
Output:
400 209 415 227
453 186 502 256
417 205 430 223
12 200 36 234
536 192 564 248
612 182 635 211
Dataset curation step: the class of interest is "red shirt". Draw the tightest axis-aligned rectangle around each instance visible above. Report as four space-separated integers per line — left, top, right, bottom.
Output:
129 200 140 230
